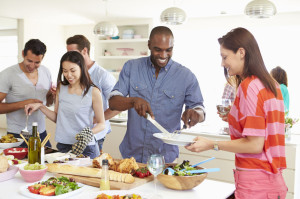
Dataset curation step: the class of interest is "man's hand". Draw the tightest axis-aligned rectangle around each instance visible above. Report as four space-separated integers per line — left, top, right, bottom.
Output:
181 108 204 128
132 97 154 118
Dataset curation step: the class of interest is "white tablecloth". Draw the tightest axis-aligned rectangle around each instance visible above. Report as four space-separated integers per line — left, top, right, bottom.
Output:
0 172 235 199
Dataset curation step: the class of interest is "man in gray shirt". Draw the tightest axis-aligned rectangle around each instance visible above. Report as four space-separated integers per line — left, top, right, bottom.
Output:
0 39 53 147
66 35 120 153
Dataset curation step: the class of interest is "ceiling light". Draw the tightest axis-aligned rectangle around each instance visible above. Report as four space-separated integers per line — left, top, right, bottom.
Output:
93 0 118 37
244 0 277 18
94 22 118 37
160 7 187 25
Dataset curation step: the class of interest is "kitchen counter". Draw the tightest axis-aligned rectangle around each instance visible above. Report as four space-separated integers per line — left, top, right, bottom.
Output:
106 121 300 199
1 171 235 199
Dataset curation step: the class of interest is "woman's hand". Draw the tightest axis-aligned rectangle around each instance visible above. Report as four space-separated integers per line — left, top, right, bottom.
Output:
217 105 231 122
24 103 43 115
185 136 214 153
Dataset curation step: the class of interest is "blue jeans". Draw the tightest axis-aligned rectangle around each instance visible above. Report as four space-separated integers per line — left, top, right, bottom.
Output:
56 142 100 159
97 137 106 153
8 130 52 148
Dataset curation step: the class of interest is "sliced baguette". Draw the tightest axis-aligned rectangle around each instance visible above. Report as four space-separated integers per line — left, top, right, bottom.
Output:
47 163 135 183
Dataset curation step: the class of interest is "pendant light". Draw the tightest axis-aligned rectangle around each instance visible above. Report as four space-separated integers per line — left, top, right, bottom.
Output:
94 0 118 37
244 0 277 18
160 7 186 25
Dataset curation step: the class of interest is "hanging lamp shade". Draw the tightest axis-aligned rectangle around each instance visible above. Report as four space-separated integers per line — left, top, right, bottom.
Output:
93 21 119 37
160 7 186 25
244 0 277 18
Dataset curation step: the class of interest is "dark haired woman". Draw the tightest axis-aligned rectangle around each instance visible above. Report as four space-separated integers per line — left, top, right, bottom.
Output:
185 27 287 198
25 51 105 158
271 66 289 113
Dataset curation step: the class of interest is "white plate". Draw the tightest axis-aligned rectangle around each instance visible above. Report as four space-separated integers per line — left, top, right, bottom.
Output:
19 182 85 199
0 165 19 182
44 152 71 163
153 133 196 146
0 138 23 149
89 190 149 199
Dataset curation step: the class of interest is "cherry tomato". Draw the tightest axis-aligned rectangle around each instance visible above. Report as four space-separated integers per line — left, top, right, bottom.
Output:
28 184 44 194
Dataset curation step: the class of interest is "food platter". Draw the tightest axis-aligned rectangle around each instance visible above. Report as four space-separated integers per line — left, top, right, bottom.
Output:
153 133 196 146
88 190 150 199
19 182 85 199
0 138 23 149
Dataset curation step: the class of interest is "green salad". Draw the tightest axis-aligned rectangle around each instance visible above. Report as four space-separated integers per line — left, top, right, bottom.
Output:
41 176 81 195
165 160 200 176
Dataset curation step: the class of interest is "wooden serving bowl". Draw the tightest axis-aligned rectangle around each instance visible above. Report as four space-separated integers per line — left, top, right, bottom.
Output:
157 166 208 190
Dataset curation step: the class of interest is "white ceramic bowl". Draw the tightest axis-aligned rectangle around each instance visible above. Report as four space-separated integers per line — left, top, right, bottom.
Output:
0 138 23 149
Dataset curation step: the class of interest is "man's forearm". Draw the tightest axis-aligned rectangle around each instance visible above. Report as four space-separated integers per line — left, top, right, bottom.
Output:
0 102 26 114
109 95 135 111
104 108 121 120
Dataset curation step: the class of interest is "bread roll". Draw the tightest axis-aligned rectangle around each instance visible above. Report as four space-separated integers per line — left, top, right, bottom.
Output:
93 153 115 169
0 156 9 173
47 163 134 183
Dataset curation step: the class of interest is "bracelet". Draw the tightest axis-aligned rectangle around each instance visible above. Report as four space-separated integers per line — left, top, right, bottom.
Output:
213 141 219 151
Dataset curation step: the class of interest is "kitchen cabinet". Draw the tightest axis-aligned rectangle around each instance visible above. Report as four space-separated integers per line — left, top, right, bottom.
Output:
94 20 152 80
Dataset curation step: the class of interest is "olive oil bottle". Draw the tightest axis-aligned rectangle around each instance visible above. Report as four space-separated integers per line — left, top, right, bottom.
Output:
28 122 41 164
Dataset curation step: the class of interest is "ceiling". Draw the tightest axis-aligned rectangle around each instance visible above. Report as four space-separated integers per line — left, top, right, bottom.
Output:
1 0 300 26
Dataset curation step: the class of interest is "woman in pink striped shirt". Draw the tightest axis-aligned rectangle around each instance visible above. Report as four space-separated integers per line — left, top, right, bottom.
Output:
186 27 287 199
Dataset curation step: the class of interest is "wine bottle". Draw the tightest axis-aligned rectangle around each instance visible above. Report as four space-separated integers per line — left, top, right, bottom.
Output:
28 122 41 164
100 159 110 190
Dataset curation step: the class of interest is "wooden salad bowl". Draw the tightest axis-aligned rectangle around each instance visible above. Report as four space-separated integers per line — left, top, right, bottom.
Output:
157 166 208 190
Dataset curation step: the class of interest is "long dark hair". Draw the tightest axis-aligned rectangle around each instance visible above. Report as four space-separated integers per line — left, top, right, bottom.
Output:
57 51 92 97
270 66 288 87
218 27 277 96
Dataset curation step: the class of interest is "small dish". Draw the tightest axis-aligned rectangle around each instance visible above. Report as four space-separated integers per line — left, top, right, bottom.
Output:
19 165 48 182
0 165 19 182
44 152 70 163
4 147 28 159
153 133 196 146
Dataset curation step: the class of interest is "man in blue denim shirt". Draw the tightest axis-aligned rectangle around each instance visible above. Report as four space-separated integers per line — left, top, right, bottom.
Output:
109 26 205 163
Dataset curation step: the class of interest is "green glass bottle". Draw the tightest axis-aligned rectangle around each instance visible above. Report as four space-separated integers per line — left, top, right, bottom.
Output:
28 122 41 164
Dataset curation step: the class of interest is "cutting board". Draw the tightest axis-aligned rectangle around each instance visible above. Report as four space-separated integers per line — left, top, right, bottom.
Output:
55 173 153 190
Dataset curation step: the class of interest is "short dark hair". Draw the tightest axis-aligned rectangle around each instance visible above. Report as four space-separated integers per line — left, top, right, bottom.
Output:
149 26 173 40
57 51 92 97
23 39 47 56
66 35 90 55
270 66 288 87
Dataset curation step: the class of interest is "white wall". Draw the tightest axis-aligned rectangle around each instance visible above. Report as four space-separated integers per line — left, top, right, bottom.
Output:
15 13 300 125
21 19 65 81
168 12 300 124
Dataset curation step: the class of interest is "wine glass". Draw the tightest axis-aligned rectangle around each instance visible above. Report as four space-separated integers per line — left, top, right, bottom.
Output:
147 154 165 199
216 98 231 134
216 98 231 116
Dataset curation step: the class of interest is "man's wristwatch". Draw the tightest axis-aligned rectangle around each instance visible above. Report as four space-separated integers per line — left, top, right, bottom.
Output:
213 141 219 151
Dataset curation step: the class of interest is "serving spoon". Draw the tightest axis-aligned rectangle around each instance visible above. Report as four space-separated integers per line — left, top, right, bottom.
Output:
21 115 30 139
164 157 216 175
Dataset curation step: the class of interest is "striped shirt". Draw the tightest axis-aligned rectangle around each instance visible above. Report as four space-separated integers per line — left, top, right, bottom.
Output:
228 76 286 174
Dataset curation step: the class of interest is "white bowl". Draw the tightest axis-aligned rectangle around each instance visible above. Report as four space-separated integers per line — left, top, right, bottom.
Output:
0 138 23 149
44 152 70 163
